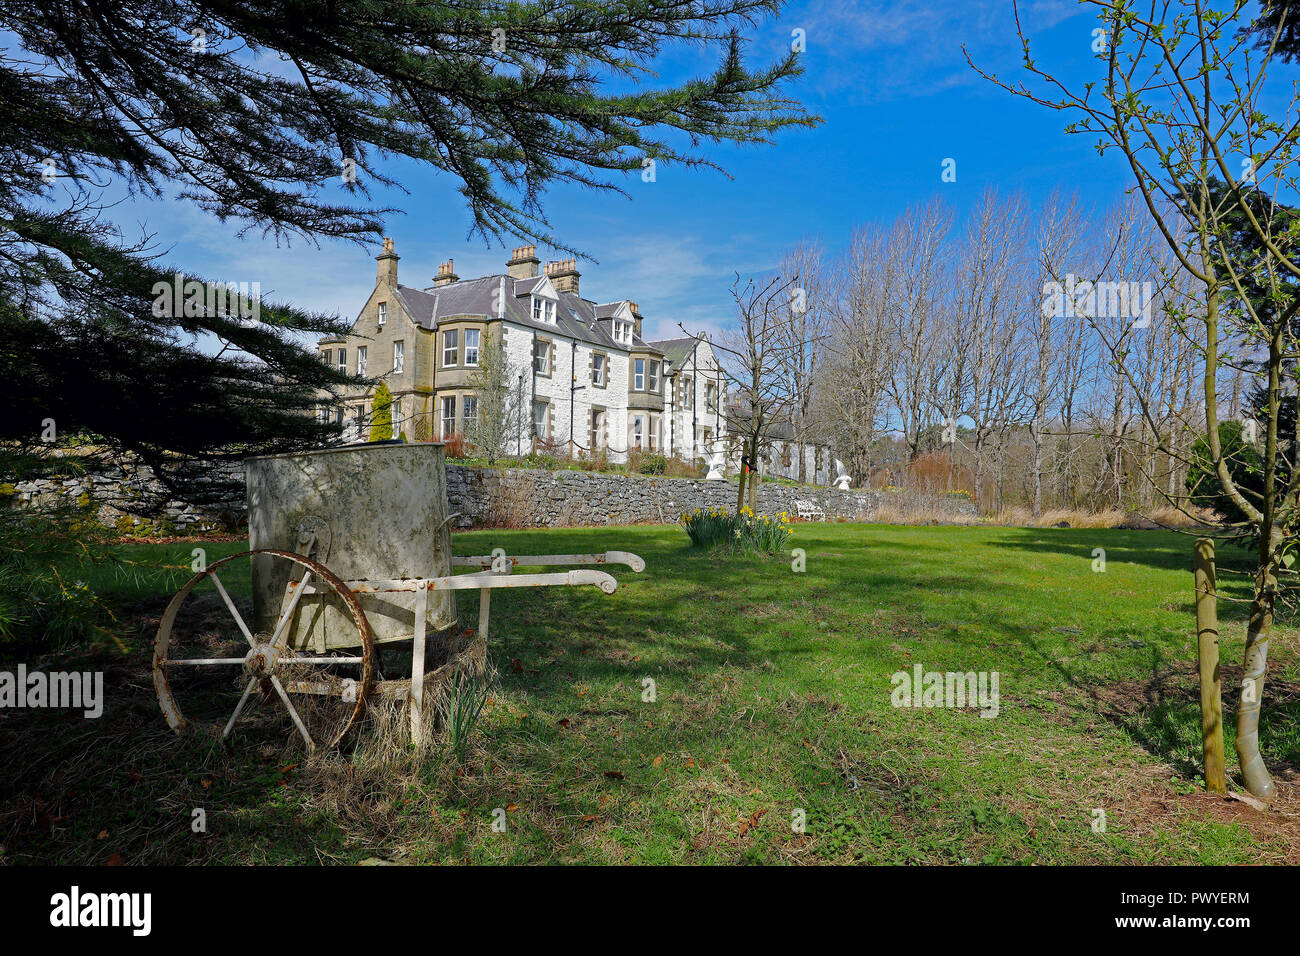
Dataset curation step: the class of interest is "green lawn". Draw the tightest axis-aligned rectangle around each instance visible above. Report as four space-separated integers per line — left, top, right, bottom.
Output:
5 523 1299 865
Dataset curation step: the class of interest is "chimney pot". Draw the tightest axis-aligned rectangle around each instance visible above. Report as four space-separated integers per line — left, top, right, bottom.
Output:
508 244 540 279
545 257 581 294
434 258 459 287
376 237 399 286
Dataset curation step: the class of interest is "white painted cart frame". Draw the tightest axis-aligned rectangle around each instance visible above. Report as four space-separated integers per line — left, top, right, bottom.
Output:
154 548 645 749
337 550 645 738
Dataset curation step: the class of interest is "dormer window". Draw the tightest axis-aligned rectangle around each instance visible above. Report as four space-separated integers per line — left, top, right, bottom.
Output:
532 296 555 324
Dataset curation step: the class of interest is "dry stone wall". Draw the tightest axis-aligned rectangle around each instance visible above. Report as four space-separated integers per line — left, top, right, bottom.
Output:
4 457 977 531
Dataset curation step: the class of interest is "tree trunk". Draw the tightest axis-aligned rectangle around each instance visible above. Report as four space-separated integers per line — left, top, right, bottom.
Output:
1236 555 1278 799
1031 418 1044 519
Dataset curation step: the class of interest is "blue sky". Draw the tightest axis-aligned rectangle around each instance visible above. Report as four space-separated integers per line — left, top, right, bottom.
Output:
127 0 1139 343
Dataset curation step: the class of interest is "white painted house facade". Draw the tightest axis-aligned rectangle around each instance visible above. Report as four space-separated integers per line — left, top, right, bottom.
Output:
319 240 729 465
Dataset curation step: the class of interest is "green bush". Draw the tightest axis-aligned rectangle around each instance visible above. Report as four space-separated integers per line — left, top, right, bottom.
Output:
1185 420 1273 538
0 508 116 650
522 451 561 470
680 505 791 555
637 453 667 475
368 381 394 442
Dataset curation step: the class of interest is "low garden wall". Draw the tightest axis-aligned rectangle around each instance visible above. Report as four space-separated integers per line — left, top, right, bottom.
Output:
4 456 977 533
443 466 976 528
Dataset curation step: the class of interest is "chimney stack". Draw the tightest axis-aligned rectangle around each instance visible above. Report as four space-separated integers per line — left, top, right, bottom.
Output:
545 257 580 295
507 244 540 280
434 259 458 287
628 301 643 339
376 236 399 287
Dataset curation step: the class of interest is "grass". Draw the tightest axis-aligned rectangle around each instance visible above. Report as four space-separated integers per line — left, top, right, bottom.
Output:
4 523 1300 865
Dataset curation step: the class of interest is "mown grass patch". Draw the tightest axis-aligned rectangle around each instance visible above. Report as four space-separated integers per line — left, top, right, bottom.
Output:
4 524 1300 865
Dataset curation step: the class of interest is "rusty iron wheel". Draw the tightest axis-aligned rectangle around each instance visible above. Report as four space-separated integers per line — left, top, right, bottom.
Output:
153 549 374 752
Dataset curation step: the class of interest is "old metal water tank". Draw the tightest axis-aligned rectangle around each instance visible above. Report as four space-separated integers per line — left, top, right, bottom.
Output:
245 442 457 649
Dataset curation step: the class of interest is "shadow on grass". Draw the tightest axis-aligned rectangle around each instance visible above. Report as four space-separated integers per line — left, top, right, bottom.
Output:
0 529 789 864
1021 631 1300 782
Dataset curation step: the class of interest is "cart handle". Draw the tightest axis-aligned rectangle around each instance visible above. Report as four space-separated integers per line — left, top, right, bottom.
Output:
335 569 620 596
450 550 645 573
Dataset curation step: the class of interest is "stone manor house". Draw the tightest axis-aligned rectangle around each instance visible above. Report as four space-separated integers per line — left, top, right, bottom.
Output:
318 239 729 465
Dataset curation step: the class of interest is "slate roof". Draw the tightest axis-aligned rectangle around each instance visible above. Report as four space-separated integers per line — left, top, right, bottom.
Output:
386 274 662 355
648 337 698 372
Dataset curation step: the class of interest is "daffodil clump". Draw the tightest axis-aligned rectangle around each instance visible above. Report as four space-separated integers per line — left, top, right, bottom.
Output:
681 505 791 555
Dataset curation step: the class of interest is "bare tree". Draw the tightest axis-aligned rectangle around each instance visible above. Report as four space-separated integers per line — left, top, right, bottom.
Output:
883 199 953 462
973 0 1300 797
958 188 1031 509
823 223 899 484
464 327 525 465
775 239 832 482
714 273 801 511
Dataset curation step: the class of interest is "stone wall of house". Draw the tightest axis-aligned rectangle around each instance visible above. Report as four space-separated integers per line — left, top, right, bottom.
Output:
3 456 976 532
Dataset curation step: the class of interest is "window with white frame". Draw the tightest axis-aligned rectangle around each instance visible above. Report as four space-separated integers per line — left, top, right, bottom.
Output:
630 414 645 449
442 329 458 367
533 339 550 375
440 396 456 438
532 296 555 324
462 395 478 426
591 353 606 386
357 346 367 376
464 328 480 366
634 358 645 390
705 381 716 411
533 401 548 439
439 395 454 437
649 412 661 451
337 348 347 373
377 302 387 326
393 340 404 373
589 408 605 449
648 360 660 393
321 348 332 366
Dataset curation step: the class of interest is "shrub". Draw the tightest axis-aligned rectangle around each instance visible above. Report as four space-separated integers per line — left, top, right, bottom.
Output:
681 505 791 555
0 508 117 650
522 451 561 470
442 433 468 459
637 452 667 475
368 382 394 442
1185 420 1263 526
